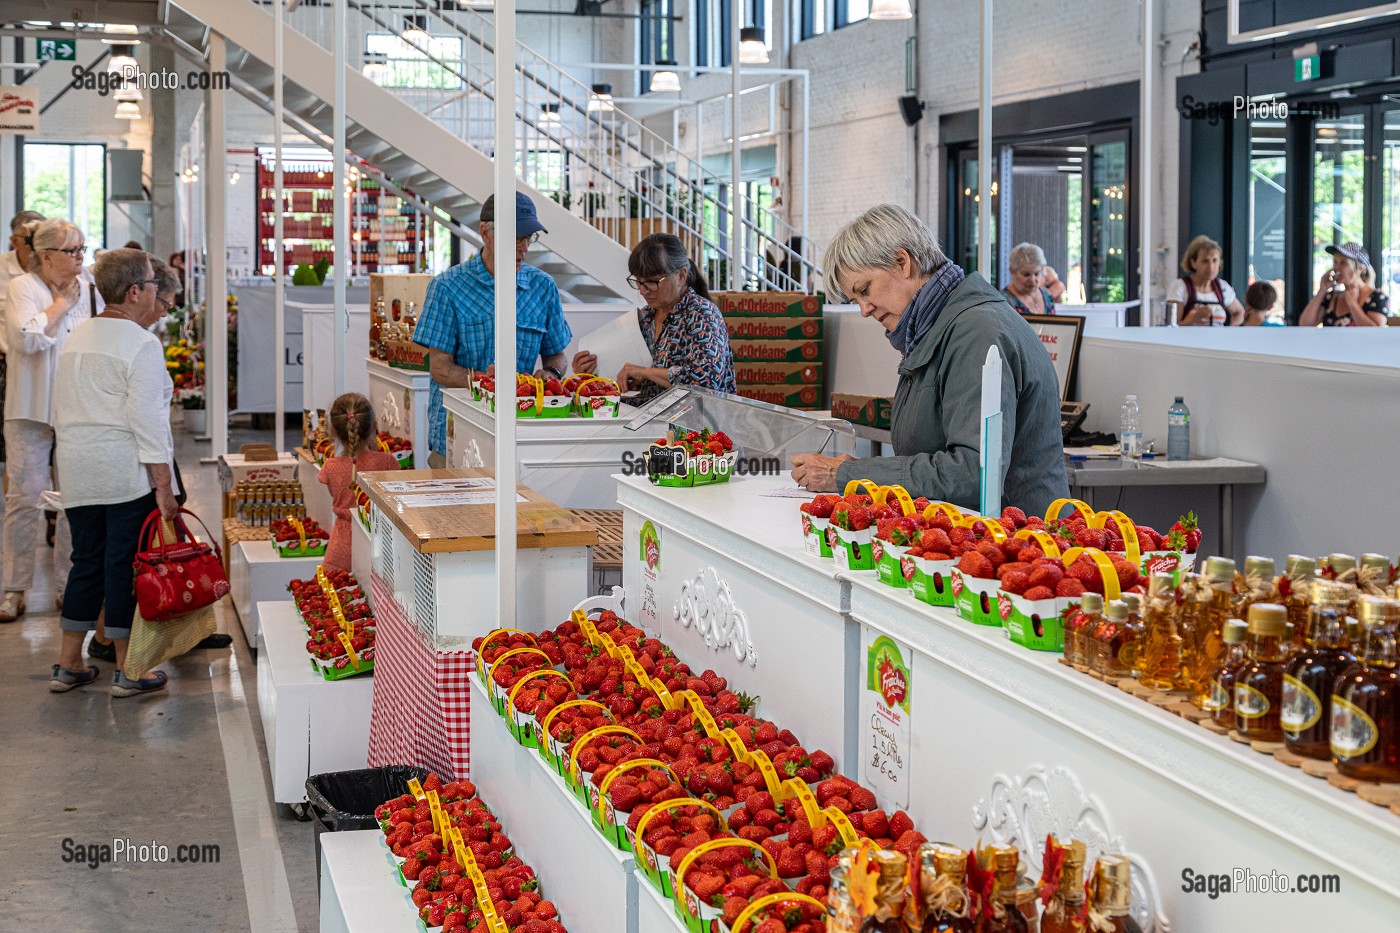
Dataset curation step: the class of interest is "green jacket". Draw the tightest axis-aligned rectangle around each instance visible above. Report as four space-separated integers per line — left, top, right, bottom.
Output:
835 272 1069 516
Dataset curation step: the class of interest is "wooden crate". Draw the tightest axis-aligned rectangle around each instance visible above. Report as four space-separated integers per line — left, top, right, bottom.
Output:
570 508 623 570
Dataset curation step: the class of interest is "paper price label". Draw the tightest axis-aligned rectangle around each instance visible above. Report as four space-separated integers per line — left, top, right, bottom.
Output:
336 631 361 668
406 778 424 800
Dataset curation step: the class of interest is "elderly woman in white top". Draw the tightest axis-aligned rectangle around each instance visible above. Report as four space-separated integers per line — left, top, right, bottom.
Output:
49 248 176 695
0 219 96 623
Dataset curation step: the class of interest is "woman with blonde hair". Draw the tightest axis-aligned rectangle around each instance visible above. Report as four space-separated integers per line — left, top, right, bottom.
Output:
0 219 98 623
1167 235 1244 326
1298 243 1389 327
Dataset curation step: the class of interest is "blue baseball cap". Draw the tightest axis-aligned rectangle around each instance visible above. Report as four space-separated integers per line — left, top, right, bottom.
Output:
480 191 547 238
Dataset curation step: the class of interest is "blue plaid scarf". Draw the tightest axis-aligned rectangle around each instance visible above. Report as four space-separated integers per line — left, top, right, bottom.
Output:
886 261 966 357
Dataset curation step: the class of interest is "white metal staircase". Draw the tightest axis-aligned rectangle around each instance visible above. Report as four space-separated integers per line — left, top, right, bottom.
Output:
162 0 820 297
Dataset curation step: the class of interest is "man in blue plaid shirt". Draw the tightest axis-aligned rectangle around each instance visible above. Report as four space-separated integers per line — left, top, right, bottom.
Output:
413 192 572 462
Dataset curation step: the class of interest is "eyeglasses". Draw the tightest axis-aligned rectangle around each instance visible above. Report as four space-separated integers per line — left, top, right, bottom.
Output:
45 246 85 257
627 275 670 291
154 295 175 312
516 232 541 247
135 278 159 289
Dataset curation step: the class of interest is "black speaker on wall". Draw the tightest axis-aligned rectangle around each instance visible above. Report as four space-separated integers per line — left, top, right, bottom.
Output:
898 95 924 127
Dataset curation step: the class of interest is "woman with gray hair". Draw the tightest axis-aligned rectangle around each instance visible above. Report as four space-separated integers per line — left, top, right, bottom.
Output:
1002 242 1057 316
790 204 1067 516
0 218 96 623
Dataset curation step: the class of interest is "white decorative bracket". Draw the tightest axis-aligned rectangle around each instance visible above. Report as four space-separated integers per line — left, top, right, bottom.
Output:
463 438 485 469
379 390 404 434
673 566 757 667
972 765 1169 933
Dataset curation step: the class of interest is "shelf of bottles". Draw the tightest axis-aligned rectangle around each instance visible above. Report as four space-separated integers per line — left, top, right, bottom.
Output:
255 153 427 276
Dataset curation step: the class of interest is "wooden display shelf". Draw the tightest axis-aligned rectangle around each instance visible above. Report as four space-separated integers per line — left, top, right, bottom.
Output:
571 508 623 569
358 468 599 554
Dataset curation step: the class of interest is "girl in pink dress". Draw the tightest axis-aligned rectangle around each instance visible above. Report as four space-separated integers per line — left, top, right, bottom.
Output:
318 393 399 571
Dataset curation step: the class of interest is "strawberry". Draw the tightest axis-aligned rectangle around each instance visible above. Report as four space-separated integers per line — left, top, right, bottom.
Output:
1000 571 1031 595
1073 527 1110 549
1134 526 1160 549
1170 511 1202 552
1000 506 1027 529
1055 578 1087 598
1024 585 1055 601
1112 560 1141 591
1067 560 1105 594
1017 546 1046 564
861 809 890 838
888 811 915 840
848 507 872 531
848 785 878 811
957 551 995 579
1026 564 1064 590
919 528 953 553
976 541 1007 568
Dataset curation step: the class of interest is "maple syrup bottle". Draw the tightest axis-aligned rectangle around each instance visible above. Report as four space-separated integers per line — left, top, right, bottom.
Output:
1115 594 1144 678
1040 840 1087 933
1235 604 1290 741
1205 620 1248 726
919 844 975 933
865 848 908 932
1066 593 1103 671
1090 600 1132 678
1359 554 1393 596
1332 597 1400 782
1282 555 1317 651
1236 556 1277 619
404 300 417 331
1138 573 1181 689
1187 557 1236 708
978 847 1028 933
1283 581 1357 758
1091 856 1143 933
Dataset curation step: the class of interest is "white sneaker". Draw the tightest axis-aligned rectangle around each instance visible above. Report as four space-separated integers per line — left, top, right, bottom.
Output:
0 592 25 623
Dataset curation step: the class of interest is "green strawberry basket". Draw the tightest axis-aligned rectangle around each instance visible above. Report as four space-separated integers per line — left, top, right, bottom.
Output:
906 554 959 607
999 590 1064 651
627 797 728 900
952 568 1002 627
873 538 910 588
670 838 778 933
800 514 832 559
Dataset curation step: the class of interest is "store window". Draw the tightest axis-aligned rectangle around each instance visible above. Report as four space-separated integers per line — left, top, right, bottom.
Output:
1089 140 1127 302
1249 119 1288 289
837 0 871 28
1383 110 1400 306
801 0 828 39
23 142 105 261
640 0 675 92
1312 113 1366 286
697 0 772 67
364 33 464 89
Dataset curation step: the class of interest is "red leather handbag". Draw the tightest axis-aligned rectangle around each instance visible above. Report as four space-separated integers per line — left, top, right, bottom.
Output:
133 508 230 621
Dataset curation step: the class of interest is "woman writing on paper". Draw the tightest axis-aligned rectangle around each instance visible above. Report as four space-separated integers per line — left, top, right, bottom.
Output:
571 234 735 403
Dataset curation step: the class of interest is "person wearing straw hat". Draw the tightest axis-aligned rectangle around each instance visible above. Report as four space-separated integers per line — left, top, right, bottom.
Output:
1298 242 1389 327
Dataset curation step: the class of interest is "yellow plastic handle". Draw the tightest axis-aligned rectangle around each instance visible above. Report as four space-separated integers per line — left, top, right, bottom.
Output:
633 797 728 846
731 893 829 933
481 628 540 649
1061 546 1122 601
718 728 755 766
571 375 620 403
506 669 571 715
1092 509 1142 566
778 779 823 827
922 501 963 524
748 749 784 797
597 758 676 818
336 631 362 668
958 514 1008 543
674 837 777 895
1014 527 1062 558
484 645 551 683
821 806 861 848
540 699 610 738
841 478 880 501
875 485 916 516
567 725 641 782
1046 497 1095 524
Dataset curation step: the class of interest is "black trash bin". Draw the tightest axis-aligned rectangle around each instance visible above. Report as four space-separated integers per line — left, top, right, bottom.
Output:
306 764 430 893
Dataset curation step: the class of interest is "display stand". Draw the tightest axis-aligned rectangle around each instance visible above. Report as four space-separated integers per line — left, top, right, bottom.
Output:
319 830 415 933
442 388 639 510
229 540 324 651
366 358 429 471
297 449 334 528
256 601 374 806
358 469 596 778
469 676 641 933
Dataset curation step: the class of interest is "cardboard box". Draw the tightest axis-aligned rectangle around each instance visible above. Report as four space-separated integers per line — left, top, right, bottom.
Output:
382 338 430 371
732 362 823 385
726 317 823 340
736 384 824 408
831 393 893 430
713 292 823 318
729 339 824 363
369 273 433 313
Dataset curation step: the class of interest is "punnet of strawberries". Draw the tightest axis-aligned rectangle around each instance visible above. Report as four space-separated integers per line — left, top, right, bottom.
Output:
375 431 412 453
271 517 328 544
654 428 734 459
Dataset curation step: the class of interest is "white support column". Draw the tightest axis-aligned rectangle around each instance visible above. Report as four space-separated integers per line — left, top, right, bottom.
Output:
206 34 229 460
274 0 286 450
333 0 348 393
731 0 743 291
1140 0 1155 326
495 0 518 629
977 0 993 280
800 74 809 291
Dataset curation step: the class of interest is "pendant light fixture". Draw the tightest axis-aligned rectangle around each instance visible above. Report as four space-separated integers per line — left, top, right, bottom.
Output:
101 24 138 43
362 51 391 84
107 44 138 74
649 60 680 93
588 83 615 113
114 101 141 120
403 13 431 49
739 27 768 65
114 84 143 103
539 102 562 127
870 0 914 20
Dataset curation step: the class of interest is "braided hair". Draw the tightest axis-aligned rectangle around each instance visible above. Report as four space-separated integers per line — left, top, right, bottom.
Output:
329 392 376 477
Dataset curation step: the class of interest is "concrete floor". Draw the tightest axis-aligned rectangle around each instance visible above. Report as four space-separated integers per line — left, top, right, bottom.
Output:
0 420 320 933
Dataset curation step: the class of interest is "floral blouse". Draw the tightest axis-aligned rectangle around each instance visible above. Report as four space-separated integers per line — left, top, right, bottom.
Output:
1319 287 1390 326
636 288 736 403
1001 286 1056 316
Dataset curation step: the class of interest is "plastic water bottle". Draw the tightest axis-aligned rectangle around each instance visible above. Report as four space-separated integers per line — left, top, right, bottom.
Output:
1120 395 1142 461
1167 397 1191 461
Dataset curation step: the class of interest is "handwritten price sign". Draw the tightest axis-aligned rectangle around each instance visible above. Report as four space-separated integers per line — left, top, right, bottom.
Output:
860 632 912 810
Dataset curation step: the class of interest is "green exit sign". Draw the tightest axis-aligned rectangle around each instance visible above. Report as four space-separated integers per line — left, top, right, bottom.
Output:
35 38 75 62
1295 54 1320 82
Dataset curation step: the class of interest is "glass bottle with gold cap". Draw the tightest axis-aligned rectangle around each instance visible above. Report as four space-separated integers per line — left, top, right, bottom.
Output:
1235 604 1290 741
1089 856 1143 933
1235 556 1277 620
1204 619 1249 725
1358 554 1394 598
1331 597 1400 783
828 866 861 933
1064 593 1103 670
1182 558 1236 707
977 846 1028 933
1039 838 1087 933
1090 600 1133 679
1116 594 1144 678
1136 573 1181 689
1320 553 1358 588
1282 580 1357 758
913 844 975 933
834 847 906 932
1281 555 1318 651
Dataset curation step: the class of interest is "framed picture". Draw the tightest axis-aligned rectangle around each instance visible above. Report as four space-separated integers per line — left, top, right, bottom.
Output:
1022 314 1084 403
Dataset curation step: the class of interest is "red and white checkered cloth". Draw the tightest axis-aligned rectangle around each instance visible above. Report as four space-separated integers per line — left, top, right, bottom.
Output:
367 574 475 779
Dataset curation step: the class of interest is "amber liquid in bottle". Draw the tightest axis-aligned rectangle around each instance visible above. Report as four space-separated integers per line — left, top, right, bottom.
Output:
1092 601 1132 678
1283 584 1357 759
977 848 1028 933
1066 595 1102 670
1235 604 1290 741
1332 598 1400 782
1188 560 1236 708
1206 620 1248 726
1040 840 1087 933
918 845 975 933
1282 556 1317 652
1138 575 1181 690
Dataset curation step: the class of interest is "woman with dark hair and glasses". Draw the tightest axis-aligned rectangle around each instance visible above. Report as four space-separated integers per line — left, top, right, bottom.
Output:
0 219 98 623
571 233 735 403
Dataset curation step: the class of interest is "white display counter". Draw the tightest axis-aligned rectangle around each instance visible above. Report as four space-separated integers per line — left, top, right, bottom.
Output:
256 601 374 806
319 830 414 933
442 388 639 510
365 358 429 471
229 540 324 651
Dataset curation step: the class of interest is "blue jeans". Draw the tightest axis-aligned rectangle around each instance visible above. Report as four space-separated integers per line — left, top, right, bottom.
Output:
60 491 158 641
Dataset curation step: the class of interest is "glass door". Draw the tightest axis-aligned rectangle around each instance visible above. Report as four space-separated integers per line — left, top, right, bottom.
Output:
953 150 1000 283
1312 112 1367 287
1381 109 1400 308
1249 119 1288 294
22 142 106 262
1087 134 1128 302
